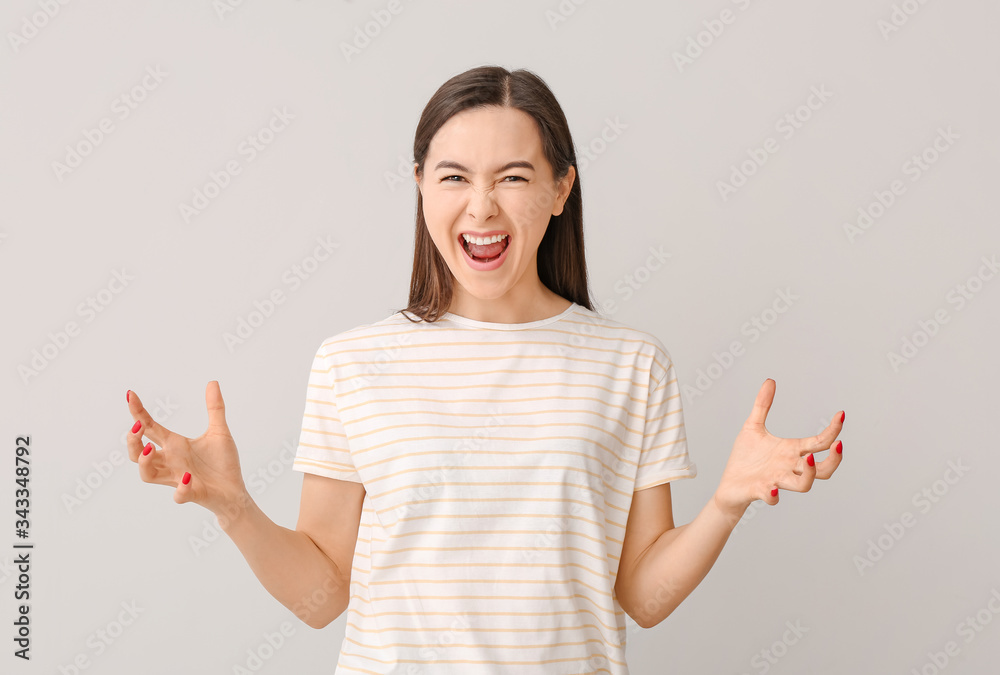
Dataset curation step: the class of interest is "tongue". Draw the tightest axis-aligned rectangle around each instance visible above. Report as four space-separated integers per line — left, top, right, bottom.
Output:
468 240 504 259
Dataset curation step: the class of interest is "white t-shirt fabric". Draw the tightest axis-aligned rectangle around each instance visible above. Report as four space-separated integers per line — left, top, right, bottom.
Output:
292 301 697 674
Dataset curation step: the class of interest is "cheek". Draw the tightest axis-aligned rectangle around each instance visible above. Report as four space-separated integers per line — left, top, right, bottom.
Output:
507 189 553 225
422 204 460 252
423 191 464 224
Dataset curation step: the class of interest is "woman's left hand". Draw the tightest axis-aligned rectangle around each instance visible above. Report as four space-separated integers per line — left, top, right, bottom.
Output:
713 378 845 520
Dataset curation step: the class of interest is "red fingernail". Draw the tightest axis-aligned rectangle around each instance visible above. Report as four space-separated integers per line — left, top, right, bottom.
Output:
127 390 131 403
142 443 152 456
131 420 141 434
771 488 778 497
836 440 843 454
807 453 815 467
840 411 845 423
182 472 191 485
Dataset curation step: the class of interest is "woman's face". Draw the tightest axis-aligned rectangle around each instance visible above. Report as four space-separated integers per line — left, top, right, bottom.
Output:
415 106 575 304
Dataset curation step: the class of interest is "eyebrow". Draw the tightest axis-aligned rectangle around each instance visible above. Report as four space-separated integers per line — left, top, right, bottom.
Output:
433 160 536 173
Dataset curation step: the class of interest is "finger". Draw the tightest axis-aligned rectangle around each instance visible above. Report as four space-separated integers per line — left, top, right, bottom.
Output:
791 452 806 476
745 378 776 431
799 409 845 455
126 412 146 462
127 389 176 447
765 485 779 506
137 442 174 487
814 439 844 480
205 381 231 435
173 470 194 505
781 452 818 492
791 443 819 475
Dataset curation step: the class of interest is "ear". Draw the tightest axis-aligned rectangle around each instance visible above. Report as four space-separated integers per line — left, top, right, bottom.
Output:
551 165 576 217
413 163 421 194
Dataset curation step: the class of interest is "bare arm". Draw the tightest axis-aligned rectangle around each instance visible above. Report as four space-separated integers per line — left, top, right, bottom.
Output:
616 380 845 629
126 383 365 630
616 489 742 629
220 474 366 628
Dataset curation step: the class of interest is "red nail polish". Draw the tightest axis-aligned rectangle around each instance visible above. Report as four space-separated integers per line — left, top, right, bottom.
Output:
142 443 152 456
127 390 131 403
771 488 778 497
840 411 845 423
836 440 843 454
807 453 815 467
182 472 191 485
131 420 141 434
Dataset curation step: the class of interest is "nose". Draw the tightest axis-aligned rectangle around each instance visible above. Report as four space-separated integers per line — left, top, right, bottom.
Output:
466 180 499 221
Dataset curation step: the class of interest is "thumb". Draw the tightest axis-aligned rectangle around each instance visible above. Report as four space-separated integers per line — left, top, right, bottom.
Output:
205 380 230 434
745 378 776 431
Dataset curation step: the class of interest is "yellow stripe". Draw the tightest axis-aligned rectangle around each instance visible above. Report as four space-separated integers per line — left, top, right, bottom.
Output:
295 309 687 672
345 603 626 640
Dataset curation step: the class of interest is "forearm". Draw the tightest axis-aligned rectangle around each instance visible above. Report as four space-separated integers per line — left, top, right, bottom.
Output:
623 492 745 629
219 494 350 628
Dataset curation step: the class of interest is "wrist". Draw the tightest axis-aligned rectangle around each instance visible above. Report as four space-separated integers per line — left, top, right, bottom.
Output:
712 489 749 527
217 489 259 535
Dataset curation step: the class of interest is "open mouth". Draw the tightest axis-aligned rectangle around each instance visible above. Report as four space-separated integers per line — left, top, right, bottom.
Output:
460 234 511 263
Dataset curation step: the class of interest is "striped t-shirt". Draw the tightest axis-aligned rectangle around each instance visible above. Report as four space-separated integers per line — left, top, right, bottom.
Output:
292 301 697 674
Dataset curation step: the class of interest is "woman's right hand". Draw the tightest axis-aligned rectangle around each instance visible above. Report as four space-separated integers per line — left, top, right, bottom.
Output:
126 381 250 520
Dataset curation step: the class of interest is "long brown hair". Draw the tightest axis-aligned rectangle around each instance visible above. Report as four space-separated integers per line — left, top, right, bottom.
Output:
396 65 593 323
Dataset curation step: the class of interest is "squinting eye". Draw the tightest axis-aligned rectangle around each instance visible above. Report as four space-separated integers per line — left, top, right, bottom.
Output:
440 175 527 183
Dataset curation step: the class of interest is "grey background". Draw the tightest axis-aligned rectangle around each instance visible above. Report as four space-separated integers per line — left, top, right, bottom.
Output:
2 0 998 673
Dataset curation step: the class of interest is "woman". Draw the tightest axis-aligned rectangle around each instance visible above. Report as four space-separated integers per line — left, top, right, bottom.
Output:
125 65 845 674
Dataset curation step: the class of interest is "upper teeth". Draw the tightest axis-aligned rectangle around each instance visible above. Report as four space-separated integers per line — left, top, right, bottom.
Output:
463 233 508 246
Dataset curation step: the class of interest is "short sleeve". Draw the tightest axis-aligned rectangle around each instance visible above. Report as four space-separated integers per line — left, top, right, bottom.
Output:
291 341 363 483
634 344 697 491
